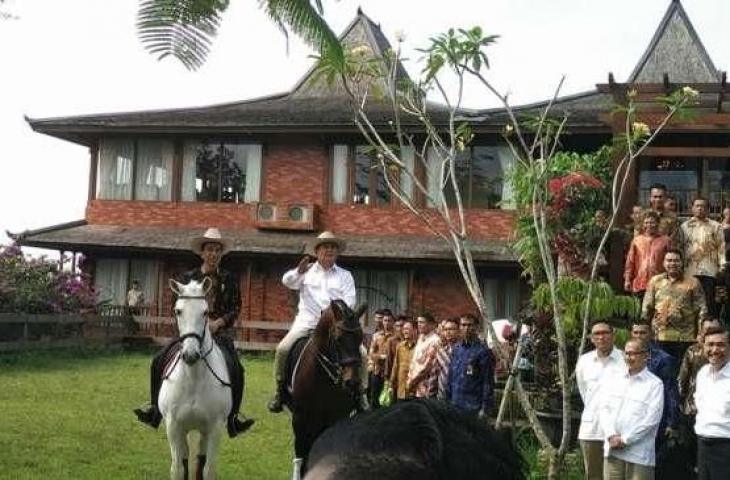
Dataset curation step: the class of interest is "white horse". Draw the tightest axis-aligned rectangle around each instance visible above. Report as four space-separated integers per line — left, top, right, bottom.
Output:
159 278 232 480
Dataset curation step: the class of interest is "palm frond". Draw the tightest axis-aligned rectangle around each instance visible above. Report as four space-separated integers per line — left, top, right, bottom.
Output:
137 0 229 70
262 0 344 70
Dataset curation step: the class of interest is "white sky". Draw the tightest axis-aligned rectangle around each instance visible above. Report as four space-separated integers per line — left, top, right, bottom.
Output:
2 0 729 254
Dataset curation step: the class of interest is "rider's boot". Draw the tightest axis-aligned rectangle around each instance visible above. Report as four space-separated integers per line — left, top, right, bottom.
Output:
226 413 255 438
134 404 162 428
267 383 285 413
225 346 255 438
134 349 166 428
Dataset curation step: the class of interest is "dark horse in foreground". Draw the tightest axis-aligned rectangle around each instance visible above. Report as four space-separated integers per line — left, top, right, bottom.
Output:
283 299 367 479
305 399 525 480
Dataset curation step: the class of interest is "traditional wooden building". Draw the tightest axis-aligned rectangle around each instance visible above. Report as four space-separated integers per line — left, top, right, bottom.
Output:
14 1 730 347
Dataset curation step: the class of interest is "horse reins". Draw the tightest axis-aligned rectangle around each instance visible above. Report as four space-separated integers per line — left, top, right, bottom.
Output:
163 294 232 388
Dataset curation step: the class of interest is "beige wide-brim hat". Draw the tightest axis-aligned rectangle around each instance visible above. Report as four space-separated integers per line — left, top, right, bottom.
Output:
190 227 232 256
307 231 346 255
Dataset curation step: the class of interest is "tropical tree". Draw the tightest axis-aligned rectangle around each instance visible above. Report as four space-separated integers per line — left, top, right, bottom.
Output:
317 28 697 477
136 0 343 70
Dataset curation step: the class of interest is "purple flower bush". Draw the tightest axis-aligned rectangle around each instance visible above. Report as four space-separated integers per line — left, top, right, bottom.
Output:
0 244 98 314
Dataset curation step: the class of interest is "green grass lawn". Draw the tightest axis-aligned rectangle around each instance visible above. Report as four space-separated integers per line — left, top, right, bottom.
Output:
0 348 584 479
0 348 293 479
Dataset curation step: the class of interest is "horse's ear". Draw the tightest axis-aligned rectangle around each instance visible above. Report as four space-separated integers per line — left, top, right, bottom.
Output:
353 304 368 321
201 276 213 295
169 278 184 295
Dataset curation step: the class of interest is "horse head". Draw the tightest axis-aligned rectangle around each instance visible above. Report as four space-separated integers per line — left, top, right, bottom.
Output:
315 300 367 394
169 277 212 365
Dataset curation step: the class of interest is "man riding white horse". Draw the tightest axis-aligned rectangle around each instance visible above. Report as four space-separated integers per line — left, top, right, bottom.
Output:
268 231 368 413
135 227 254 437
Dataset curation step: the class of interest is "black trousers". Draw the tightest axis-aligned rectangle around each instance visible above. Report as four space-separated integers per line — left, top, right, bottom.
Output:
698 436 730 480
696 275 719 319
149 335 244 418
368 373 385 408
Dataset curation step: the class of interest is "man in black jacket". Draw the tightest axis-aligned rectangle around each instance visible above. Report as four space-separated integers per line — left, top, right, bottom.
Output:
134 227 254 437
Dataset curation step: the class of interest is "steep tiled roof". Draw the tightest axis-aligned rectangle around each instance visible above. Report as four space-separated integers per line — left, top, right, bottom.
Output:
628 0 718 83
11 222 515 263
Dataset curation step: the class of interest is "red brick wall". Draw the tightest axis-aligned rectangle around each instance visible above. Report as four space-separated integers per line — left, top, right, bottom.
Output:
87 200 514 240
86 144 515 240
262 144 327 205
87 200 256 228
410 267 479 319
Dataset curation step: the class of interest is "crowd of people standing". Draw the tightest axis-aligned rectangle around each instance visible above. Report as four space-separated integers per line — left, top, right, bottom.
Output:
365 309 497 418
573 183 730 480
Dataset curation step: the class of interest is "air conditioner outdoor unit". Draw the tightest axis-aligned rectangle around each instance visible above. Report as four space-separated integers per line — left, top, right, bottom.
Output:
254 202 318 231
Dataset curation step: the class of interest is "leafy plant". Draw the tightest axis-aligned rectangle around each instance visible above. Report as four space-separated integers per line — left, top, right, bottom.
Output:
0 244 97 314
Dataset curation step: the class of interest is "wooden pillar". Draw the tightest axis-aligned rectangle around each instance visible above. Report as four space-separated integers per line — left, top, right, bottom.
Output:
172 139 183 202
88 142 99 203
607 75 633 289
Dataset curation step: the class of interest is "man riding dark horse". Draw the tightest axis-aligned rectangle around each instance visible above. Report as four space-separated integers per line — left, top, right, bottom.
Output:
134 227 254 437
268 231 368 413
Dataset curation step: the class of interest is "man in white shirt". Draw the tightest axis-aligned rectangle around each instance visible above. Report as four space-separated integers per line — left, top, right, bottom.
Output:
575 321 625 480
694 325 730 479
268 231 358 413
599 338 664 480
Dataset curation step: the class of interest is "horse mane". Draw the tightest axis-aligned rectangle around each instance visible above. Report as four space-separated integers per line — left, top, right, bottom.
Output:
313 304 337 346
306 399 525 480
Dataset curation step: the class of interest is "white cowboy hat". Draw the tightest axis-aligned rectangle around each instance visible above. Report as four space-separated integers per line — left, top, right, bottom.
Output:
190 227 232 256
307 231 346 255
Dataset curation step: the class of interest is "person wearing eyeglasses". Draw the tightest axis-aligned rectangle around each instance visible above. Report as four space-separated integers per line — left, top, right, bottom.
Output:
631 321 681 479
575 321 625 480
599 338 664 480
444 314 494 419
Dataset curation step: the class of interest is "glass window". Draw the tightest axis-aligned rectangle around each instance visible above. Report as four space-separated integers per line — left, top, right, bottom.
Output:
331 145 349 204
638 157 699 215
181 141 262 203
135 139 174 201
706 159 730 217
471 147 503 208
427 146 510 209
354 146 371 204
129 259 159 309
483 277 520 322
98 138 134 200
94 259 129 305
353 269 408 331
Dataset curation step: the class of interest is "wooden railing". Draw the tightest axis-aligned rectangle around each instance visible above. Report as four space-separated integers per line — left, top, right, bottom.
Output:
0 311 292 352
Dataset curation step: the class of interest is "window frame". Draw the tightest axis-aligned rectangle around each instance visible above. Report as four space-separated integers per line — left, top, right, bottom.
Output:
96 137 174 202
181 139 263 204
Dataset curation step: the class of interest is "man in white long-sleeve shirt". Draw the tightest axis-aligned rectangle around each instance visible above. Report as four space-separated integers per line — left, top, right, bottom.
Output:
576 321 625 480
268 231 358 413
694 325 730 479
599 338 664 480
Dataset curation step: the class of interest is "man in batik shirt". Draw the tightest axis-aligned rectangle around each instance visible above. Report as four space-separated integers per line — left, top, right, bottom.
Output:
367 309 394 408
624 211 672 300
680 197 726 318
406 313 440 398
642 249 708 359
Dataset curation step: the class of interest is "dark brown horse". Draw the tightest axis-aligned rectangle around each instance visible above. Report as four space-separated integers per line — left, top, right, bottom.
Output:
284 299 366 479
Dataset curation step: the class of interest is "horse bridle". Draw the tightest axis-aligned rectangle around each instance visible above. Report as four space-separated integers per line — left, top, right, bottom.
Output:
174 294 214 357
164 294 231 387
316 314 363 387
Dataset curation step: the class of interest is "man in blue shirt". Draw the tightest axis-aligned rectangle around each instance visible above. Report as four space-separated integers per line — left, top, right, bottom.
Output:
445 314 495 418
630 320 681 480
